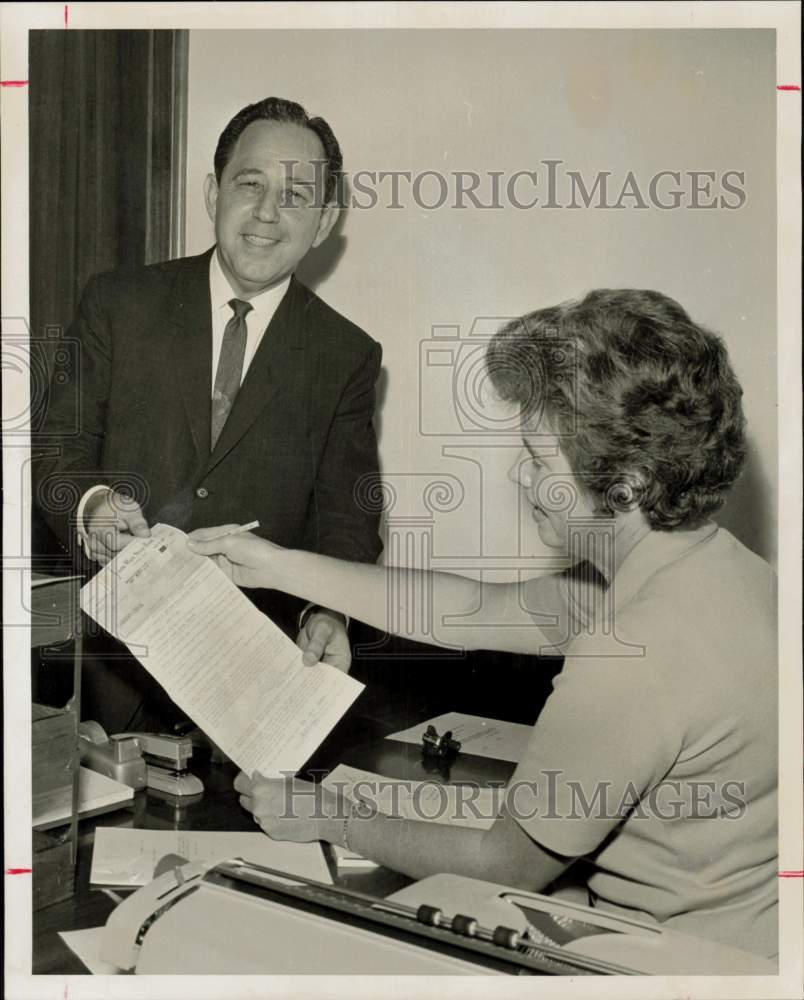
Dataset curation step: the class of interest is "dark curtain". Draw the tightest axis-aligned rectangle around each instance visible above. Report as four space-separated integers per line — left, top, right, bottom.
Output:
29 29 187 557
29 29 187 343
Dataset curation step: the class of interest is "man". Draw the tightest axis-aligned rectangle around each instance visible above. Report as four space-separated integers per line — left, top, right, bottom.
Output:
34 97 382 732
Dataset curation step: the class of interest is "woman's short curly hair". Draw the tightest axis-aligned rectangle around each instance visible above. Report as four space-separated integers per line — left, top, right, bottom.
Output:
486 289 746 529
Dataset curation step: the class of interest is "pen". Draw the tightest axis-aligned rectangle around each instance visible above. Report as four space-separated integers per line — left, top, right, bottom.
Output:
203 520 260 542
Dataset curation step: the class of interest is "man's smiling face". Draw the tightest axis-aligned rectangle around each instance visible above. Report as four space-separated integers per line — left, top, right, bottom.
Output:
204 119 338 298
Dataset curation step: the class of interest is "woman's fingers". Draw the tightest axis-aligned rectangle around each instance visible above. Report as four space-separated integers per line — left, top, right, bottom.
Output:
187 530 262 563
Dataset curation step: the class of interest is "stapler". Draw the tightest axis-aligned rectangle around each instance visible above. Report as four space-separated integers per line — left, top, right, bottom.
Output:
79 722 204 797
125 730 204 796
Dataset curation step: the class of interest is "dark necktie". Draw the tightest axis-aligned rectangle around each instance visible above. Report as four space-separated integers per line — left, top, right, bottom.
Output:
211 298 252 449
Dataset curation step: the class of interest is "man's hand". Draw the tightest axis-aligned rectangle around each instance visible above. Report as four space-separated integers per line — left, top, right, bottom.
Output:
234 771 343 843
297 610 351 673
84 490 151 565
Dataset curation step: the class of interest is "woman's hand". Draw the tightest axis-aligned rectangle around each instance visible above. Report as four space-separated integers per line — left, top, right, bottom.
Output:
234 771 344 844
187 527 283 589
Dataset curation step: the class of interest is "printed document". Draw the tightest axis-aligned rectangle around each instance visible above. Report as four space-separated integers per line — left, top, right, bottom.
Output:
386 712 532 763
80 524 363 777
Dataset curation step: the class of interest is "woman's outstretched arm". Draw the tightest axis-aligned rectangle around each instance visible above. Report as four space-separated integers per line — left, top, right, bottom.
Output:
188 528 581 655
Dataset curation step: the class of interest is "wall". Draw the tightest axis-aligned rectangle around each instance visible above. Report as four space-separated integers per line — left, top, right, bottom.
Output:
186 28 776 568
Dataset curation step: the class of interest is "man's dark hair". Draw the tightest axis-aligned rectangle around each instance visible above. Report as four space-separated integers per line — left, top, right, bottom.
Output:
213 97 342 204
486 288 747 529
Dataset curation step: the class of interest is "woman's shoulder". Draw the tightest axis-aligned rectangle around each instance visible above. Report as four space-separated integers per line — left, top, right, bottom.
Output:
636 526 775 635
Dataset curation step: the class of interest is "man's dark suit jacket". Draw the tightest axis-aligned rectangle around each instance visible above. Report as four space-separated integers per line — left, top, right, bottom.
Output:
33 247 383 729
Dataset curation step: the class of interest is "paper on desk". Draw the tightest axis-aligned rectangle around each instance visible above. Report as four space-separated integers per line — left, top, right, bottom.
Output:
331 844 379 869
90 826 332 886
34 766 133 830
80 523 363 778
323 764 500 830
59 927 122 975
386 712 532 763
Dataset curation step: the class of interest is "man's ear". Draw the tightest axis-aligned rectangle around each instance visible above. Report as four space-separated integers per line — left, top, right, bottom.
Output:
203 173 219 223
311 201 340 249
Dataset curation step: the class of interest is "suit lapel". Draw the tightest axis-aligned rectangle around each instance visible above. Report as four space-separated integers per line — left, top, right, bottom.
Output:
204 275 309 474
168 249 215 465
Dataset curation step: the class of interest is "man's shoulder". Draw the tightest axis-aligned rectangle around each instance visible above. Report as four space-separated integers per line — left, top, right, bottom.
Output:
86 250 211 300
292 278 379 353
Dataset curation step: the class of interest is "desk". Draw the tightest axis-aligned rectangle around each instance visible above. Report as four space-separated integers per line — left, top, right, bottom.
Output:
32 719 515 974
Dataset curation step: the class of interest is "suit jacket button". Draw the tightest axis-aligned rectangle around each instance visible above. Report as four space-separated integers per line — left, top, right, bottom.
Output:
196 487 209 499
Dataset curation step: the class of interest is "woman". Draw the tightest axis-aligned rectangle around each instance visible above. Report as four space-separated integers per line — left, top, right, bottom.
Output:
188 288 777 960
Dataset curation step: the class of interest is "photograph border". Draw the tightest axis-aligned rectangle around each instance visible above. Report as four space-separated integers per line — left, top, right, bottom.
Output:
3 3 801 999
